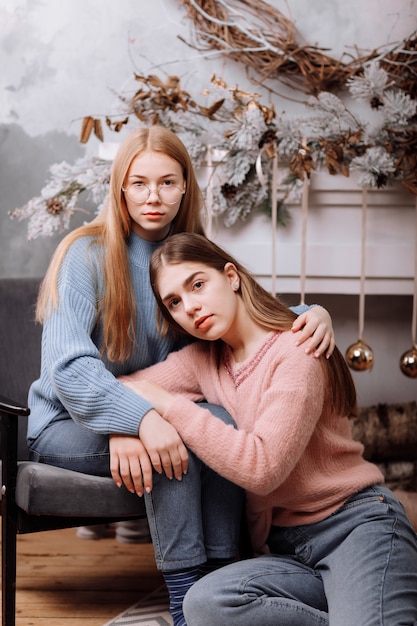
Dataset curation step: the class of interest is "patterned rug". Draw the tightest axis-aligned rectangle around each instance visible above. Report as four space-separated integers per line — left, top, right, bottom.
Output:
102 586 172 626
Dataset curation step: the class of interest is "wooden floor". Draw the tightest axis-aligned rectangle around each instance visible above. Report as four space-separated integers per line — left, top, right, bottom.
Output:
1 526 164 625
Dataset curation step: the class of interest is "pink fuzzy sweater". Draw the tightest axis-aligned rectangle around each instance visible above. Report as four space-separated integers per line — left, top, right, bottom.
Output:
125 330 383 553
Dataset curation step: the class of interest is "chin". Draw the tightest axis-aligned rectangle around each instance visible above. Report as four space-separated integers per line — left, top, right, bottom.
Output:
194 331 222 342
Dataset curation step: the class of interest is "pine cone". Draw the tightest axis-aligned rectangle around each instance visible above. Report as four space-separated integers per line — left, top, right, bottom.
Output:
46 198 64 215
221 183 238 199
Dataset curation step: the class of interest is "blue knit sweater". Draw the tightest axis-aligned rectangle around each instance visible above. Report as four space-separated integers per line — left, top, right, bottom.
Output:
28 231 178 439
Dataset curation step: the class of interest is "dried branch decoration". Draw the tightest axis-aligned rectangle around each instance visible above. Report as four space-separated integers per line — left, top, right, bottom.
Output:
9 1 417 238
179 0 417 96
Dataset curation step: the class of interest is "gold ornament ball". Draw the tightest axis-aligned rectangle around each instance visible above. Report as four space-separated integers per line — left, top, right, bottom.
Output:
345 339 374 371
399 346 417 378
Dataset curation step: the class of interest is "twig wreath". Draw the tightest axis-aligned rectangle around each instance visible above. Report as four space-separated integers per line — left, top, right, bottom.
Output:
10 0 417 238
178 0 417 97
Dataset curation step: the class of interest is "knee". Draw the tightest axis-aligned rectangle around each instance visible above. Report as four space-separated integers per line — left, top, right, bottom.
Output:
183 576 218 624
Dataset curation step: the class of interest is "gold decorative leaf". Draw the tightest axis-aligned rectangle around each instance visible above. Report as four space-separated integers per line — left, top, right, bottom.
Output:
165 75 181 89
105 117 129 132
147 74 165 89
93 119 104 142
79 116 94 144
290 145 314 180
201 98 225 118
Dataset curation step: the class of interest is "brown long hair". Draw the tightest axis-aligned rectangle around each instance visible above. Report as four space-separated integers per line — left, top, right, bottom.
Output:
150 233 358 418
36 126 206 362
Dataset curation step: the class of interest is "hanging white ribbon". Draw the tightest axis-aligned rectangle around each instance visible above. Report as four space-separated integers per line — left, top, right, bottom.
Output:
256 144 278 296
299 171 309 306
358 188 368 340
255 148 267 186
205 144 214 239
271 149 278 296
411 196 417 348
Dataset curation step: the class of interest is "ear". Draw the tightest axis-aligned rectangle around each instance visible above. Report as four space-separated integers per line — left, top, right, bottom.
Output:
224 262 240 290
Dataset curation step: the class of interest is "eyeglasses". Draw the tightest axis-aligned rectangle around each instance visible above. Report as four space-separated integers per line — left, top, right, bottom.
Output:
122 182 185 205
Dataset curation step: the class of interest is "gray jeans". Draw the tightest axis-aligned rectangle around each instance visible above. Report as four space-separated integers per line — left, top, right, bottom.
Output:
184 485 417 626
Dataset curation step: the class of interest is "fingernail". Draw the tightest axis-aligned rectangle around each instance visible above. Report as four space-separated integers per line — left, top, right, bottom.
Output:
136 491 143 497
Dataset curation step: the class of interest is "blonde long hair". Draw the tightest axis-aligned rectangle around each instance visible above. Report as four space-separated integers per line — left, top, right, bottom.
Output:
36 126 206 362
150 233 358 418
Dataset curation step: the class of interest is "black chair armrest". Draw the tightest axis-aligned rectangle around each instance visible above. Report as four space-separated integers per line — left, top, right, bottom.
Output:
0 395 30 626
0 395 26 498
0 395 30 417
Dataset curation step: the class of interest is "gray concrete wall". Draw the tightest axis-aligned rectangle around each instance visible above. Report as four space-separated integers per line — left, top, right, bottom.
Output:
0 124 85 276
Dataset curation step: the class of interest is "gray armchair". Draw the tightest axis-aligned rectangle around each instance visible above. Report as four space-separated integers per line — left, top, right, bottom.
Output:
0 278 147 626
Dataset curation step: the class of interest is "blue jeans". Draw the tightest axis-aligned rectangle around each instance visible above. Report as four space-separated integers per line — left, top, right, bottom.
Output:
28 403 243 571
183 485 417 626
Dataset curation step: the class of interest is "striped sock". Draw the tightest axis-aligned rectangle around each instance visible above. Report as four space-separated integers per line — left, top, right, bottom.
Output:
163 566 200 626
199 557 235 578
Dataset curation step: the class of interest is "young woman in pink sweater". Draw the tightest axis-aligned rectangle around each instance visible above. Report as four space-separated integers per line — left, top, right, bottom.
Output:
114 232 417 625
